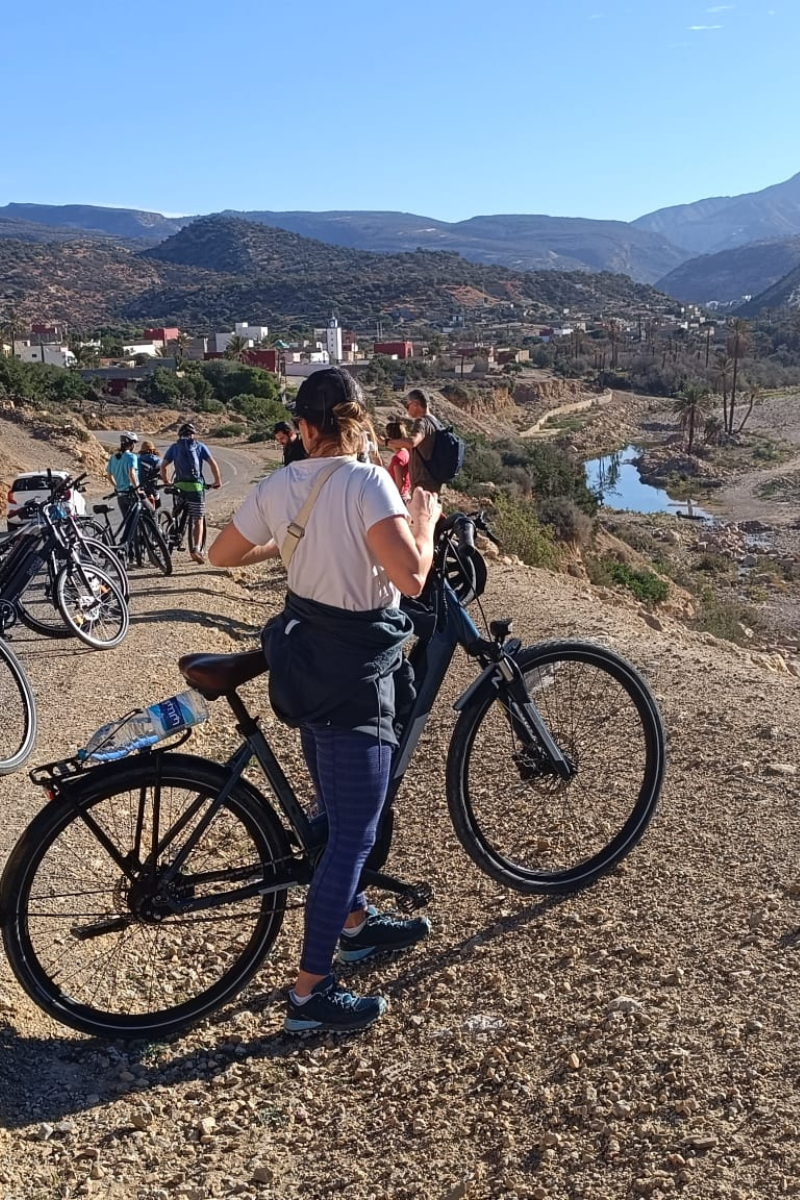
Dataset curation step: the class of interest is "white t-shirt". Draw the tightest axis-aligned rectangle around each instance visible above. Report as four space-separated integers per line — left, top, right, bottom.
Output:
233 456 407 611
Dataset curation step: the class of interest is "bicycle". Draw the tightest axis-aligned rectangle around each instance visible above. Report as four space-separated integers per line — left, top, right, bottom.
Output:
158 483 211 559
0 499 129 650
9 475 130 639
0 511 666 1038
92 487 172 576
0 637 37 776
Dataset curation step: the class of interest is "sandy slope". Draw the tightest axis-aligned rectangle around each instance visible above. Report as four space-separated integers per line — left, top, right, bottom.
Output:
2 529 800 1199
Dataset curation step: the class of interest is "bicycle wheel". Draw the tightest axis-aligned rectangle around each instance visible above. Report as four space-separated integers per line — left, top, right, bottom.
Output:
140 514 173 576
55 564 129 649
78 537 130 600
0 639 37 776
76 518 108 542
16 555 72 639
446 641 666 894
157 510 178 550
1 754 289 1037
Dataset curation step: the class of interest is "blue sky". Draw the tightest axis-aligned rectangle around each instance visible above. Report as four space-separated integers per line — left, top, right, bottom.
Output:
1 0 795 223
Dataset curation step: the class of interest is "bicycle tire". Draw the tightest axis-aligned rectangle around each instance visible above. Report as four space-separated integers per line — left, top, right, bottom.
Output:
55 564 129 649
157 510 178 550
0 639 37 776
78 537 130 600
1 754 289 1038
446 641 666 894
16 556 72 639
140 514 173 576
76 518 108 541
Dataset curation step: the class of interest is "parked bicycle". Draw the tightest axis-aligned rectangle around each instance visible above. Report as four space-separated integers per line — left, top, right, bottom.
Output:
0 511 666 1037
0 488 129 650
92 487 172 576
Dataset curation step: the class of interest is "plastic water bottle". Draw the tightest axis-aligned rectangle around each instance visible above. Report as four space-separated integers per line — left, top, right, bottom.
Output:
78 691 209 763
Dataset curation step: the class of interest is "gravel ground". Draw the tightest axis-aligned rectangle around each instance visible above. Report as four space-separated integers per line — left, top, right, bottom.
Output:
2 537 800 1200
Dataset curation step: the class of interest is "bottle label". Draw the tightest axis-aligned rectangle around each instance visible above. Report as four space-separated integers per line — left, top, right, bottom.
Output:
154 696 190 733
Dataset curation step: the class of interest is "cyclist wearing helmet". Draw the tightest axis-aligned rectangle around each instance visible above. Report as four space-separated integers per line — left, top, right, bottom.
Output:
106 432 140 514
160 423 222 563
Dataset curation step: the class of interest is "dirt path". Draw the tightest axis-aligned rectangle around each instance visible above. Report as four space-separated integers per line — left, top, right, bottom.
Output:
4 551 800 1198
520 389 613 439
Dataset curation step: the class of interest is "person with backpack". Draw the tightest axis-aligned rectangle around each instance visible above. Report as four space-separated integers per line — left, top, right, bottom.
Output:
385 388 465 494
106 431 140 515
160 423 222 563
137 440 162 510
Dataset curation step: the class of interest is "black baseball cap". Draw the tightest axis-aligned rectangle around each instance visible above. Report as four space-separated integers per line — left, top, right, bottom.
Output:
287 367 363 424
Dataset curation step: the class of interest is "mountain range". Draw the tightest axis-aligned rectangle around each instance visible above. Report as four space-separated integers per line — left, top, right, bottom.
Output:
0 215 668 331
4 171 800 314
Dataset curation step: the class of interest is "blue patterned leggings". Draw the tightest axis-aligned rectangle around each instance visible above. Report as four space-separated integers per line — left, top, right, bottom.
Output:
299 724 391 976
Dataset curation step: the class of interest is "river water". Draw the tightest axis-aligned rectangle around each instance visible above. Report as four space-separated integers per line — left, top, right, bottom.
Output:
584 445 711 519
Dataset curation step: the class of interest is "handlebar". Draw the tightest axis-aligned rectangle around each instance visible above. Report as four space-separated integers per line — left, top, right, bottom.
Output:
436 510 498 551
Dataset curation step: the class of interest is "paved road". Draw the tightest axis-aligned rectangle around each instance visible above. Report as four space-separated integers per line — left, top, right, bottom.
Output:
90 431 274 522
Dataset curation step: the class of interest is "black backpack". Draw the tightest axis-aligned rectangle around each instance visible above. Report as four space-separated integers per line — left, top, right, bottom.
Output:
421 417 466 485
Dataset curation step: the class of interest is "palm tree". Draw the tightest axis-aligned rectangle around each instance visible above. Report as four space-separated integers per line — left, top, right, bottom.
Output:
714 350 733 434
673 384 711 455
736 383 762 435
225 335 250 362
726 319 750 434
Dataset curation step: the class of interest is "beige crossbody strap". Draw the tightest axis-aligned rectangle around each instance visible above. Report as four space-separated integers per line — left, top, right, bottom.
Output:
280 459 349 569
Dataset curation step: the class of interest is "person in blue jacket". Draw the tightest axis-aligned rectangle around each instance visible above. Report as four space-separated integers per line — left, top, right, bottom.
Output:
209 368 441 1035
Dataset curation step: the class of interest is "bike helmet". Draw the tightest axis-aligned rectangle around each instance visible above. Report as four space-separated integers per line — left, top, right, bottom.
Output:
120 431 138 446
178 422 196 438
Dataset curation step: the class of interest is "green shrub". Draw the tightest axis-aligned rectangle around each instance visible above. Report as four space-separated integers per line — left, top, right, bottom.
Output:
194 397 225 415
692 588 763 643
538 497 594 545
491 493 558 569
606 561 669 604
231 393 291 425
209 423 241 439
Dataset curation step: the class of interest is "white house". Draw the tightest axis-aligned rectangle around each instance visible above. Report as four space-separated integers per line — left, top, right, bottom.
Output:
14 342 76 368
122 342 160 358
234 322 268 344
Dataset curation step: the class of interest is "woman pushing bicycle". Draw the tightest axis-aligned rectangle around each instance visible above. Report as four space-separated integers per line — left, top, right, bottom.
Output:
209 367 441 1033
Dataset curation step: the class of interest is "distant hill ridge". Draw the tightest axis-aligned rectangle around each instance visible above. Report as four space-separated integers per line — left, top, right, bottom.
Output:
0 203 686 284
5 167 800 298
0 214 669 329
656 237 800 306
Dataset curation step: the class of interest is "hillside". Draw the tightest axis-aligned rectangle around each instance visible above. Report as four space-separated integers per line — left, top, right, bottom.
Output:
0 238 224 327
137 215 670 325
738 259 800 315
0 217 672 330
634 169 800 254
656 236 800 305
0 216 143 246
0 202 189 241
225 209 688 284
0 202 687 284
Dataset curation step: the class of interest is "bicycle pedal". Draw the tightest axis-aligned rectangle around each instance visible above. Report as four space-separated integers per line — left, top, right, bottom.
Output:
397 882 434 912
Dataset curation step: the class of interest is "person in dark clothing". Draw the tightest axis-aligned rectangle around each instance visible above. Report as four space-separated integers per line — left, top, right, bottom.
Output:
272 420 308 466
386 388 442 494
210 368 441 1035
137 440 162 509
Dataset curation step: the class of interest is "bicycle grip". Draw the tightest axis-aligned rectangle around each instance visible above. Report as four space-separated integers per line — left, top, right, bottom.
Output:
453 516 476 554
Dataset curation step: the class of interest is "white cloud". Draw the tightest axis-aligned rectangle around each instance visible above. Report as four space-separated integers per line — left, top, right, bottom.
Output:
706 4 734 10
688 23 723 29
